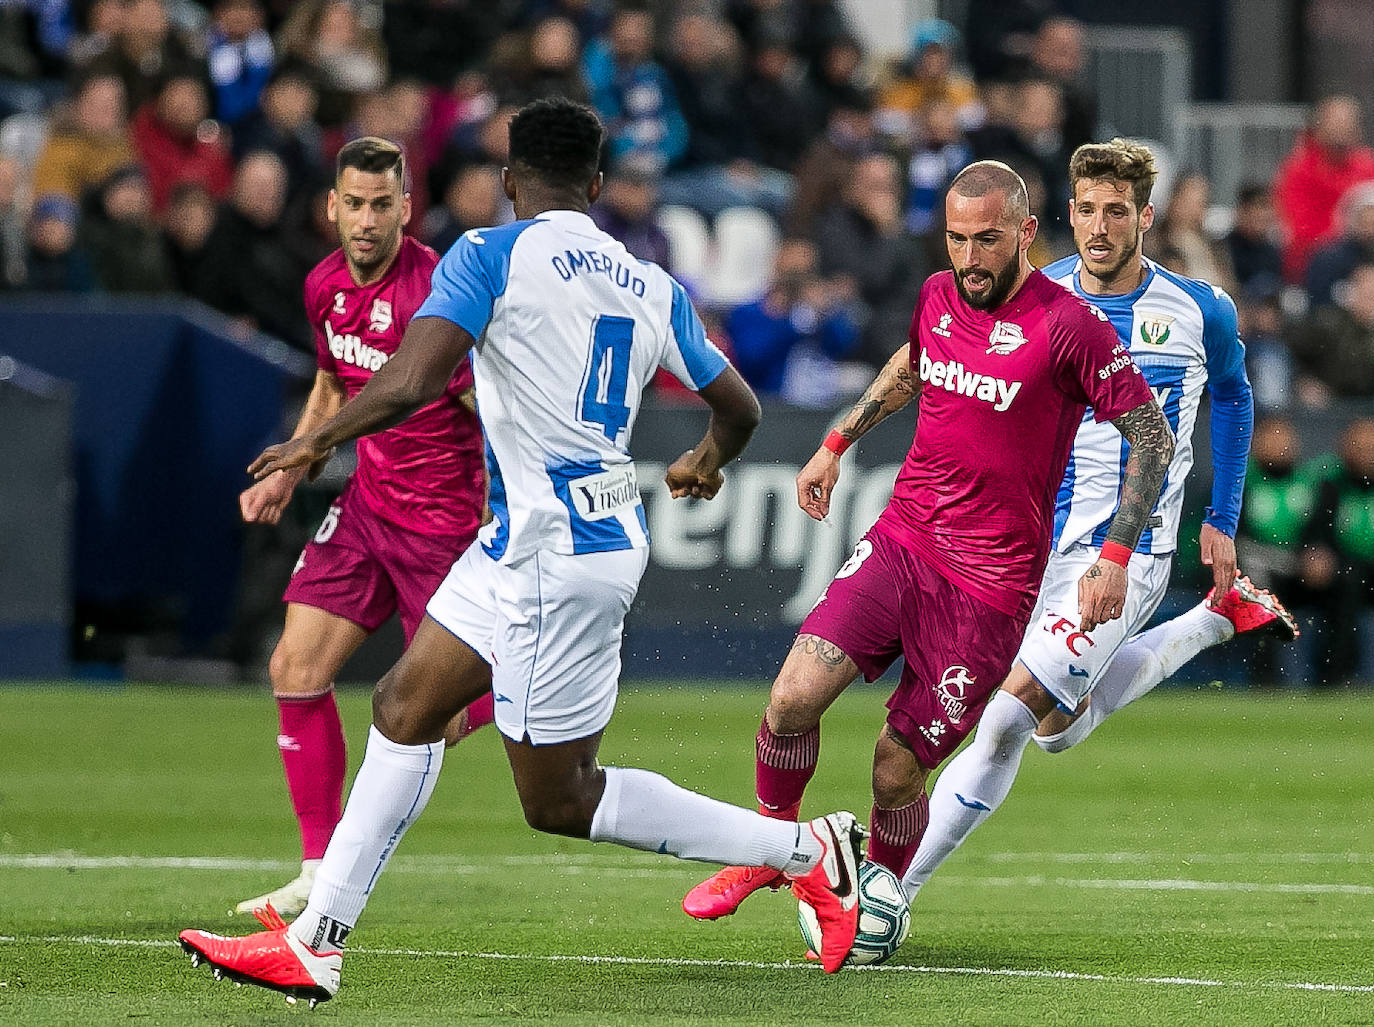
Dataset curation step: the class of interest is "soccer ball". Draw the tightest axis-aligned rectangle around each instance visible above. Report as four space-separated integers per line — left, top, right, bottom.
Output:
797 860 911 966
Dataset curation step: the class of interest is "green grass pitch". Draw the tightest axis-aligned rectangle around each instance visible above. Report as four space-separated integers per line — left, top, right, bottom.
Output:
1 682 1372 1025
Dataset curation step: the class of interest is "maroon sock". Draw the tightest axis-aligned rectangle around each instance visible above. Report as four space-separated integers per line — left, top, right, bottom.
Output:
456 692 495 740
754 716 819 821
276 690 346 861
867 794 930 875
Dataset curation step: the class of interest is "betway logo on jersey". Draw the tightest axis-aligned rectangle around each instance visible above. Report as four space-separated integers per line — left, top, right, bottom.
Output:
917 349 1023 411
326 320 389 372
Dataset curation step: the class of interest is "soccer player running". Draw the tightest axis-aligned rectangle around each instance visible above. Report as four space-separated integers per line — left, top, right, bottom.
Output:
234 137 493 917
685 159 1174 921
179 98 866 1004
899 139 1297 903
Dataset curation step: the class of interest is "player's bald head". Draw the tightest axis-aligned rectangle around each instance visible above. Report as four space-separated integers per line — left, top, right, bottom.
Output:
948 161 1030 224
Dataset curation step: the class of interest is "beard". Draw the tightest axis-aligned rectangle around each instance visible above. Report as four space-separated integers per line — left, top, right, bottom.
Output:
1079 230 1142 286
954 257 1020 311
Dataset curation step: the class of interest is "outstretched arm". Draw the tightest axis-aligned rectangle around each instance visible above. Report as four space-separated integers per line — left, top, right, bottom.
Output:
796 343 919 520
1078 398 1176 631
249 317 474 479
664 365 762 499
240 370 347 524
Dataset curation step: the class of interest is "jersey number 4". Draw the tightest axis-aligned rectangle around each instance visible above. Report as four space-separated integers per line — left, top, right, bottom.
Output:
581 315 633 441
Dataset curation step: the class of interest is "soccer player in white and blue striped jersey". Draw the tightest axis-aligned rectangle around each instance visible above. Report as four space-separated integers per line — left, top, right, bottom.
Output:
902 139 1297 901
179 99 867 1004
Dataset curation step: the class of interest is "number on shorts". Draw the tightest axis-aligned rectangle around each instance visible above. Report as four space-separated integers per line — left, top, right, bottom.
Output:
835 539 873 579
580 315 634 441
314 503 342 543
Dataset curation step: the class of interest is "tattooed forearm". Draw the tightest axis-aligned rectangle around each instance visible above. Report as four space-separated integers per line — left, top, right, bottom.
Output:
1106 399 1176 550
834 345 919 443
792 633 850 667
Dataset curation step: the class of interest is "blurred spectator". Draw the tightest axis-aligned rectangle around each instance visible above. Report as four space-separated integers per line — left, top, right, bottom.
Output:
522 0 611 45
232 62 326 207
1305 182 1374 308
725 237 861 403
68 0 129 69
903 98 972 236
661 12 789 222
876 19 979 141
810 33 867 120
99 0 201 111
814 152 926 365
25 192 97 291
488 16 589 105
80 164 175 292
278 0 387 123
961 0 1046 83
162 181 218 293
1290 261 1374 402
590 159 671 270
1236 415 1322 683
1237 284 1293 411
583 3 687 175
969 77 1070 233
192 150 309 347
130 70 234 213
785 91 875 238
738 30 825 174
424 163 502 254
206 0 274 125
0 154 27 288
1028 16 1095 152
32 71 135 201
1147 171 1237 295
1302 419 1374 684
1224 183 1283 295
1273 95 1374 282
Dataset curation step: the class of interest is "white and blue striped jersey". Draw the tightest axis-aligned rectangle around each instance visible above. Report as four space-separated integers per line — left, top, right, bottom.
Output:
415 209 728 564
1044 255 1253 555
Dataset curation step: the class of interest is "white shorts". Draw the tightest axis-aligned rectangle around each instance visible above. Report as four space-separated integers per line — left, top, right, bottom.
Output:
1017 544 1173 710
426 540 648 745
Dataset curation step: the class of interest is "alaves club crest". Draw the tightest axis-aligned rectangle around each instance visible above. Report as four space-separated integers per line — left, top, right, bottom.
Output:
985 320 1027 355
1138 315 1173 346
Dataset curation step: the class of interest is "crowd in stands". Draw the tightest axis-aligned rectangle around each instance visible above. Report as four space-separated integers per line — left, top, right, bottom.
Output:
0 0 1369 681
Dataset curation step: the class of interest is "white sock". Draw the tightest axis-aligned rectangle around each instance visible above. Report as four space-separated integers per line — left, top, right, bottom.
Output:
1036 602 1232 754
590 766 818 874
901 692 1037 899
290 727 444 951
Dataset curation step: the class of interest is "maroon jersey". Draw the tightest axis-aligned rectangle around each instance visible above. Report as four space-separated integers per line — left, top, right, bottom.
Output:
304 236 484 540
875 269 1153 618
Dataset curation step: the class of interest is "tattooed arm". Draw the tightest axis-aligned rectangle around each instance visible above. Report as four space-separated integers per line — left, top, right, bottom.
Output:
1077 398 1176 631
796 344 919 520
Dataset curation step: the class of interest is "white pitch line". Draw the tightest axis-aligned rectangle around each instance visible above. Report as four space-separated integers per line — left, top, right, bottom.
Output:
982 852 1374 866
5 853 1374 895
0 934 1370 995
941 875 1374 896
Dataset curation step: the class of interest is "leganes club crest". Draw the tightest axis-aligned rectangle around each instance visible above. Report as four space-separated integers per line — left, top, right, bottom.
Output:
1138 314 1173 346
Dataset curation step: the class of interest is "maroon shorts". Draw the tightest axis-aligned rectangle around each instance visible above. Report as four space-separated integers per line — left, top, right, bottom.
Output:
283 479 475 644
799 527 1029 769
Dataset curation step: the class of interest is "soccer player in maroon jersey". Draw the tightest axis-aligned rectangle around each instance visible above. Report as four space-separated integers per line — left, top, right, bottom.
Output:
684 161 1176 924
234 138 491 917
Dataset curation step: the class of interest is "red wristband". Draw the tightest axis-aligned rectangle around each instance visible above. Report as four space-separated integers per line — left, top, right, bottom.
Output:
822 430 851 457
1100 541 1132 567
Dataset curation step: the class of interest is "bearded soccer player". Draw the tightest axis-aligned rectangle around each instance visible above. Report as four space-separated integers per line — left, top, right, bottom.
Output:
179 99 865 1005
898 140 1297 902
684 160 1173 922
234 138 492 917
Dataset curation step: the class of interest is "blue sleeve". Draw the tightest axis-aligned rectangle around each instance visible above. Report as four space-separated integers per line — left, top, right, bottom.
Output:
818 307 861 361
415 223 534 340
664 277 727 389
1201 288 1253 535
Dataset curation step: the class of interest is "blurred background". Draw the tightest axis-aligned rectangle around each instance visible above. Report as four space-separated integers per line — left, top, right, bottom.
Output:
0 0 1369 689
